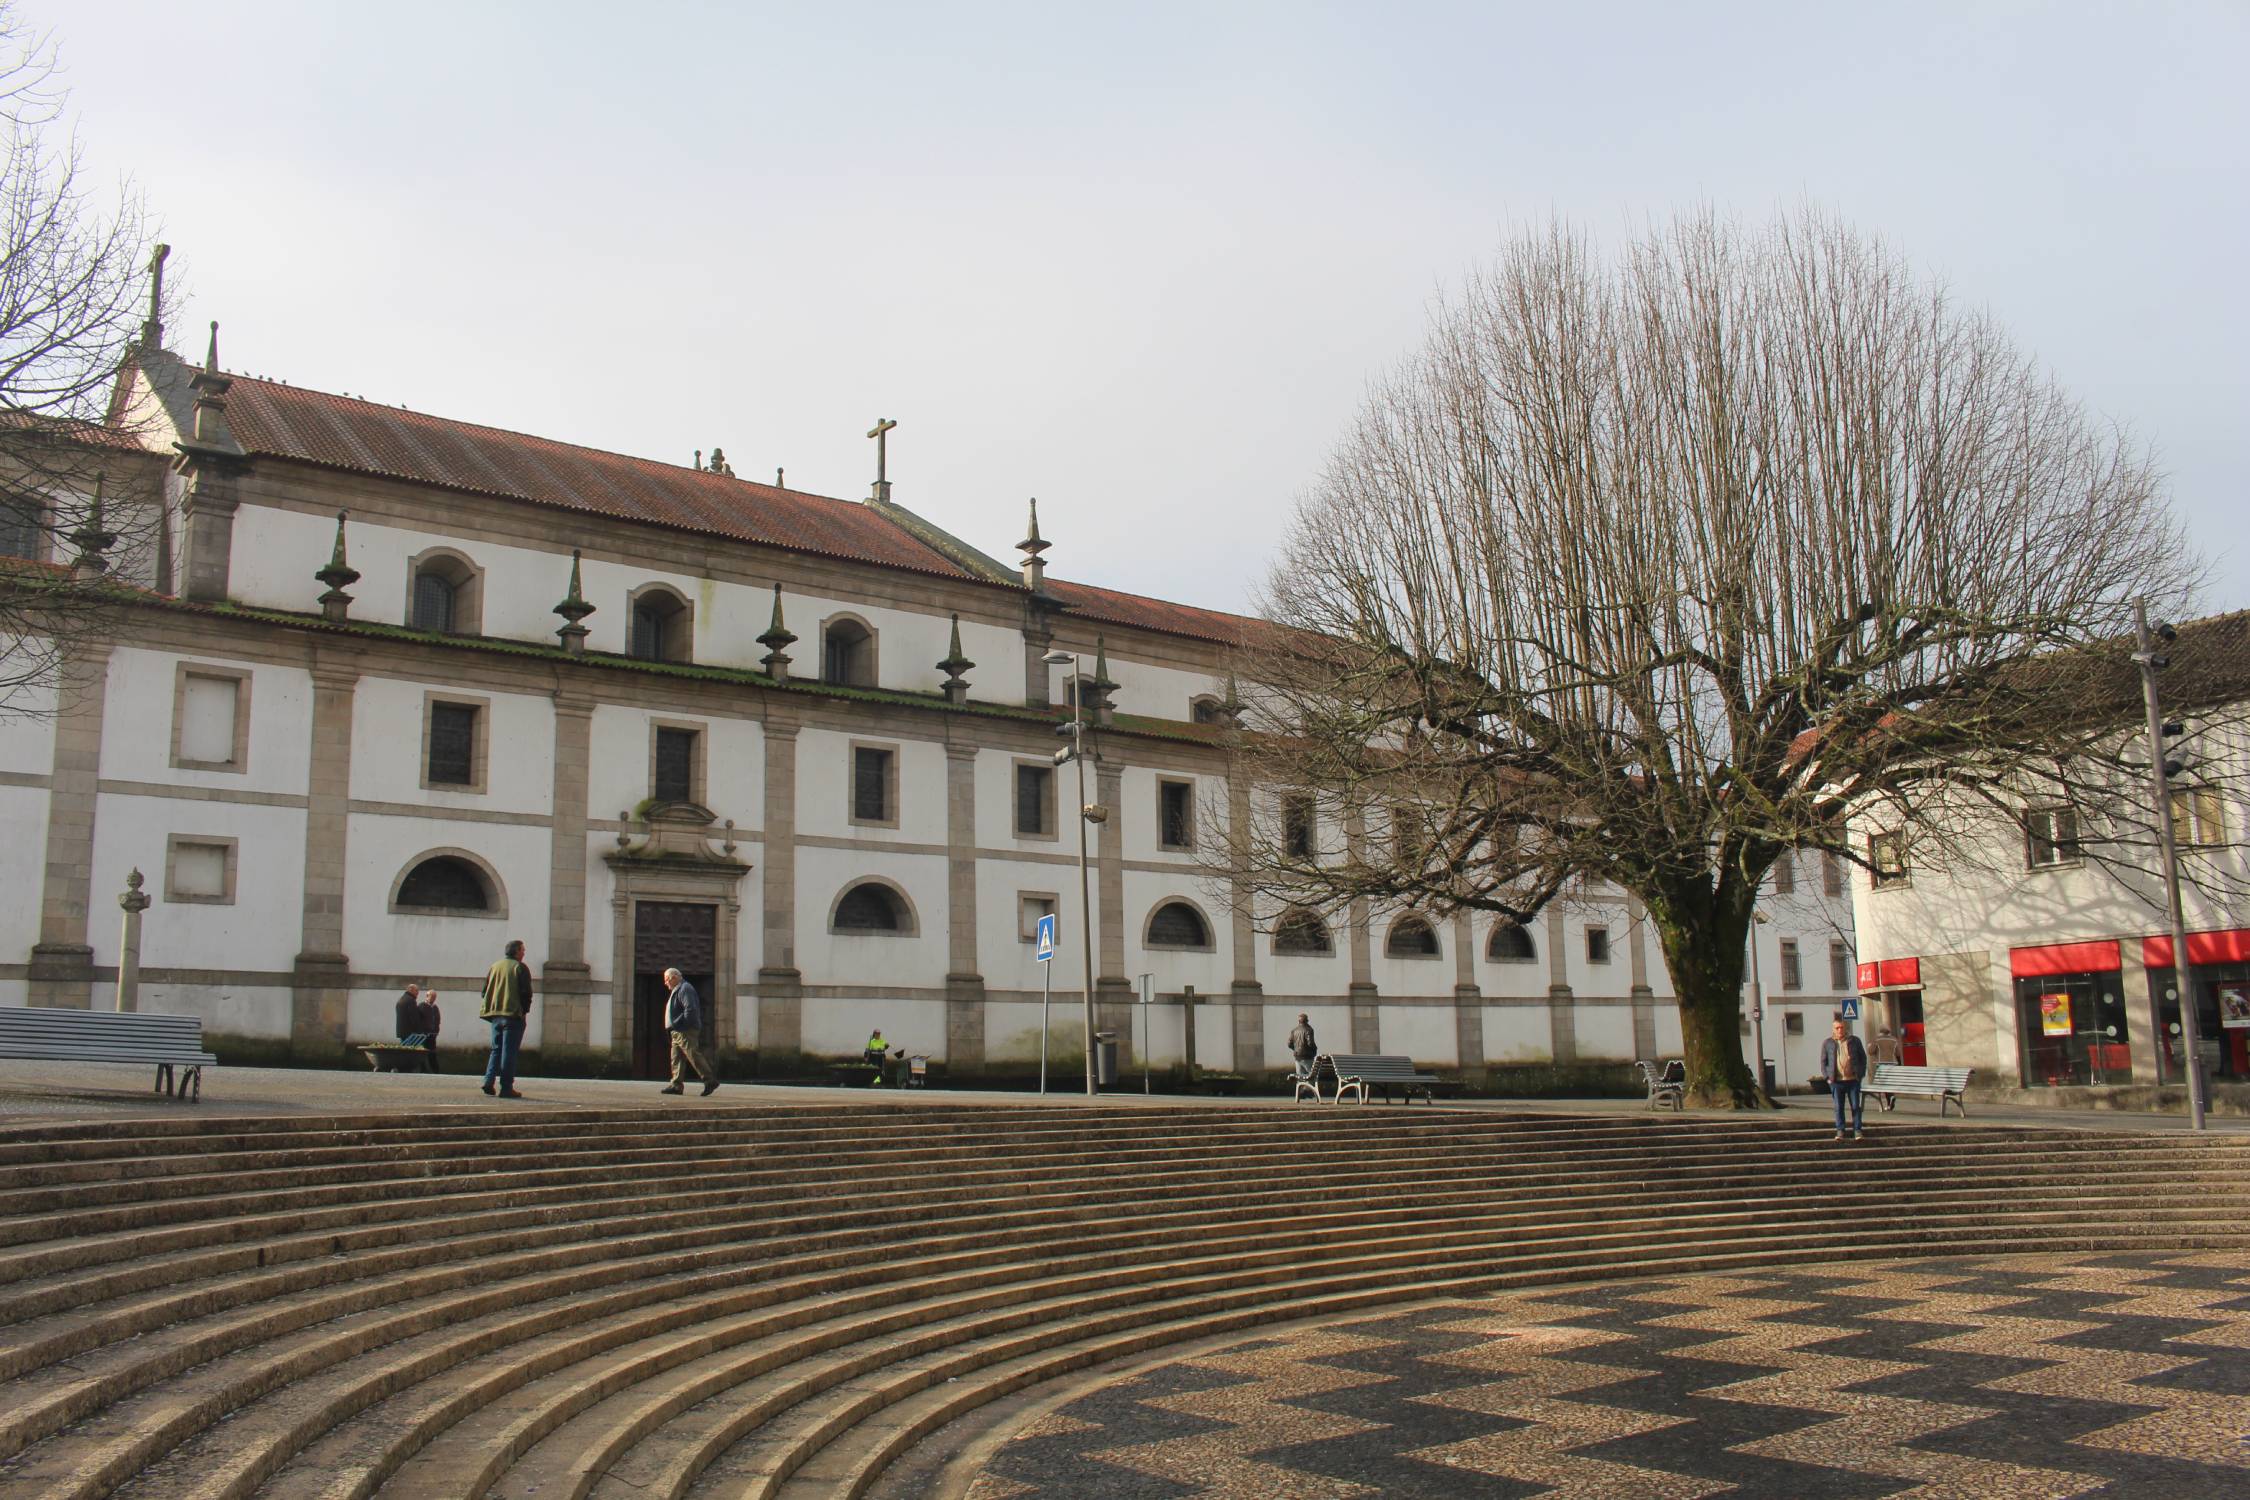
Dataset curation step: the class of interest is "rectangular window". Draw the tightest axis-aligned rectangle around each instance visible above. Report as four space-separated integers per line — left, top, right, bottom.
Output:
851 745 895 825
1869 831 1908 888
1282 794 1315 860
0 495 40 560
170 664 251 773
2024 807 2080 868
1158 778 1195 851
1773 850 1795 894
164 834 237 905
1585 926 1611 964
427 702 480 787
1018 892 1058 942
1393 805 1425 867
653 727 697 804
1780 939 1802 991
1784 1011 1805 1036
2171 788 2228 848
1830 941 1851 991
1822 850 1844 898
1014 762 1055 838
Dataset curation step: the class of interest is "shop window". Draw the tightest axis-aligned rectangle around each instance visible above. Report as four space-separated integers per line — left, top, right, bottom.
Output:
2150 956 2250 1085
2017 972 2131 1087
1273 908 1332 956
2024 807 2080 869
1868 831 1909 888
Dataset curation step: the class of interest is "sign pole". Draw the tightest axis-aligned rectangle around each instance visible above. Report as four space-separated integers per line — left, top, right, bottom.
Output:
1035 912 1057 1095
1138 972 1152 1094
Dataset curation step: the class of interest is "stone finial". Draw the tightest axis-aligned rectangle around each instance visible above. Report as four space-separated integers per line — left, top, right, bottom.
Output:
553 549 596 654
189 321 236 450
141 244 169 351
1090 636 1119 725
775 467 785 488
120 868 151 913
1018 497 1049 594
707 446 734 476
757 582 798 682
937 613 976 705
68 476 119 580
1219 670 1244 727
314 510 360 621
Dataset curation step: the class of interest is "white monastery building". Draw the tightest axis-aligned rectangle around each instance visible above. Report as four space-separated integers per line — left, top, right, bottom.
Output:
1 311 1856 1081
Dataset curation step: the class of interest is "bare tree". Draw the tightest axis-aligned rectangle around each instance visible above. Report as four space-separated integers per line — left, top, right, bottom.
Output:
0 2 170 712
1224 207 2208 1106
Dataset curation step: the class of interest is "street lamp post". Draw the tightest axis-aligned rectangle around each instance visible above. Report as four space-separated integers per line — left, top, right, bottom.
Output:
2133 602 2207 1131
1748 908 1772 1102
1042 650 1101 1096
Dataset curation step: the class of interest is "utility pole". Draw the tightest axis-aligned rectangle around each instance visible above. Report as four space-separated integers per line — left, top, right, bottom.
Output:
1044 650 1102 1096
2134 602 2206 1130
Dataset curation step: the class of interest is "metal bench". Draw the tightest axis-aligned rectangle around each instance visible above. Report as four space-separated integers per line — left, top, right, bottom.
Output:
360 1034 432 1072
1863 1063 1972 1117
1636 1058 1685 1111
1323 1052 1453 1105
1290 1054 1341 1103
0 1007 217 1101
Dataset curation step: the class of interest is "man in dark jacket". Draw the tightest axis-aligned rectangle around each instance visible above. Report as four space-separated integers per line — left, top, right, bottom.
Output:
417 989 442 1073
1822 1018 1869 1141
394 983 422 1044
479 940 533 1099
1286 1013 1319 1081
659 967 718 1097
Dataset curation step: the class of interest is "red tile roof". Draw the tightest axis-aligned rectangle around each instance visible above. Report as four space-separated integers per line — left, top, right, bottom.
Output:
216 377 982 581
1044 577 1296 651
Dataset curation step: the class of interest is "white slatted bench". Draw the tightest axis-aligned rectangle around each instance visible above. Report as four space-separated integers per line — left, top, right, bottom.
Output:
361 1034 432 1071
1864 1063 1972 1118
1324 1052 1455 1105
1290 1054 1342 1103
0 1008 217 1101
1637 1059 1685 1111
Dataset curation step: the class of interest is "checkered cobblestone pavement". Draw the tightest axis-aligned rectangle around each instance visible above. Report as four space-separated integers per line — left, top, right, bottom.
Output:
968 1252 2250 1498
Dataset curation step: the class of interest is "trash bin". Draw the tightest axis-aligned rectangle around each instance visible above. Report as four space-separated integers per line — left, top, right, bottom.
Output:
1760 1059 1776 1096
1094 1031 1119 1088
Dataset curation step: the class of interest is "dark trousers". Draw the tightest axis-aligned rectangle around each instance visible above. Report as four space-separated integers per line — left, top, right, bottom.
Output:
424 1038 440 1073
1831 1077 1864 1133
484 1016 524 1088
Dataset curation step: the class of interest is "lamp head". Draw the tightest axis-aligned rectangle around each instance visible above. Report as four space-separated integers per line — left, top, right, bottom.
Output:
1040 650 1073 665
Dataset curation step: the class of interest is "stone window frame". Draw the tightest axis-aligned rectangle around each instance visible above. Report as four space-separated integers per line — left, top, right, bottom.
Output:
1383 914 1443 960
1011 757 1059 841
420 690 492 795
1269 907 1334 957
2022 805 2082 870
1829 939 1853 991
404 546 485 636
819 611 880 688
1773 849 1796 894
168 661 253 774
387 845 510 920
626 581 696 664
1156 775 1197 853
1018 890 1059 943
1486 922 1538 963
647 716 709 807
847 738 901 829
1584 924 1612 964
163 832 238 905
1783 1010 1806 1036
1868 830 1910 889
827 877 920 937
1144 897 1218 953
1280 793 1317 861
1189 694 1224 725
1779 937 1803 991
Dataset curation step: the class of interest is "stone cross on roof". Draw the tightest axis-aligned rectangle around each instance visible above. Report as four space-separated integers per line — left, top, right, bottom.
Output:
867 417 896 503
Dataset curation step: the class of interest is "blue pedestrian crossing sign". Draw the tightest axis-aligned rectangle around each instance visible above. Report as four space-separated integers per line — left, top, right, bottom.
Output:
1034 913 1057 962
1840 996 1860 1021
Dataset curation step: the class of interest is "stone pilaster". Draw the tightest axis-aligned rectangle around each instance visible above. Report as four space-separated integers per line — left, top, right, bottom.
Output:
756 716 803 1060
1453 910 1485 1076
1344 806 1379 1048
944 741 986 1072
2121 942 2158 1084
28 643 112 1009
1627 898 1658 1061
541 695 594 1050
1546 903 1576 1064
177 470 239 603
1226 773 1265 1073
291 663 356 1060
1093 759 1134 1034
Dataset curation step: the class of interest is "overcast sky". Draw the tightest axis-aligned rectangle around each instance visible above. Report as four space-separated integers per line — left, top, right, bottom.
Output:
29 0 2248 615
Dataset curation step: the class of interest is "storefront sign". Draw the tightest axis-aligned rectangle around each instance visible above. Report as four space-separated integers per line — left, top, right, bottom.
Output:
2012 941 2121 978
1857 957 1921 991
2039 992 2072 1036
2221 986 2250 1031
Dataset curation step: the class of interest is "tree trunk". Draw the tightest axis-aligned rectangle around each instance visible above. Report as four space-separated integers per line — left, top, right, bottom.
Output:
1647 905 1768 1108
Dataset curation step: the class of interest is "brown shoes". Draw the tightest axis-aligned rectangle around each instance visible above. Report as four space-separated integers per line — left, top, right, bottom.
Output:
659 1084 684 1095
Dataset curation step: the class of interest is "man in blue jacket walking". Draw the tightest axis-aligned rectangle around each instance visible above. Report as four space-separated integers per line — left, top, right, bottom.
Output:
658 967 719 1098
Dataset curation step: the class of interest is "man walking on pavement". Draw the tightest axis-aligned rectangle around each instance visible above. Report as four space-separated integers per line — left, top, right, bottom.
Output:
659 967 719 1097
1823 1016 1868 1141
1286 1012 1319 1082
480 940 534 1099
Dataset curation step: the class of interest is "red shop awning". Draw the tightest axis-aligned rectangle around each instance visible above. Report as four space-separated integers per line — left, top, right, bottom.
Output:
1857 957 1920 991
2009 940 2121 978
2143 928 2250 968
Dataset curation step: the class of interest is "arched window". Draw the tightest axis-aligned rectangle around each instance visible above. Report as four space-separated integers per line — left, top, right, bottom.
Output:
390 851 505 916
1272 909 1333 956
823 616 876 686
406 550 482 635
1190 695 1223 725
628 584 692 664
1488 923 1537 962
831 880 912 934
1145 900 1212 949
1385 916 1441 958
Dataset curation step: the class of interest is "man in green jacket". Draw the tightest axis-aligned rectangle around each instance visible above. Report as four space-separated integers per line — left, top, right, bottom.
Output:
480 939 534 1098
